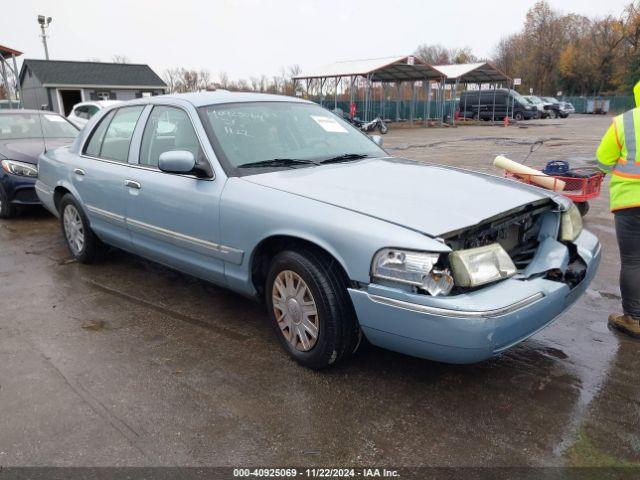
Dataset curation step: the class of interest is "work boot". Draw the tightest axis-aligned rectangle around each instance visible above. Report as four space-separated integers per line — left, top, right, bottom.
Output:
608 313 640 339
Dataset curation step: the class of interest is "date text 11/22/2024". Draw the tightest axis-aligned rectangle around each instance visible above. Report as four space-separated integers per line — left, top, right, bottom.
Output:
232 468 400 477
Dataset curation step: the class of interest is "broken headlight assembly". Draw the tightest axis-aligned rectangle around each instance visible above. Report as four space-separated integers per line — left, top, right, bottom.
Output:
371 248 454 296
448 243 517 288
559 203 583 242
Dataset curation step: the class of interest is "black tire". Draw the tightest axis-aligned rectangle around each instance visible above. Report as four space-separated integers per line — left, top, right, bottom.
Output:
514 112 524 121
576 201 590 217
265 249 360 369
59 193 107 263
378 123 389 134
0 186 16 219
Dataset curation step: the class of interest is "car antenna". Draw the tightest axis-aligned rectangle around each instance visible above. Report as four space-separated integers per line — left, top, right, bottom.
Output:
37 112 47 153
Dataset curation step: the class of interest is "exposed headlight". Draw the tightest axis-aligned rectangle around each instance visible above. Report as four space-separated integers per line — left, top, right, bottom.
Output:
525 105 532 110
372 248 453 296
1 159 38 177
449 243 516 288
560 203 582 241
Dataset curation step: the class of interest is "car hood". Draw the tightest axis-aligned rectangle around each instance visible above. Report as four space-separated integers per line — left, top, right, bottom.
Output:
0 138 74 164
243 157 555 237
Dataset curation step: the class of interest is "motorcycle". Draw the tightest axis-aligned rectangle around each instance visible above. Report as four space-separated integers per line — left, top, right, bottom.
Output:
346 116 389 134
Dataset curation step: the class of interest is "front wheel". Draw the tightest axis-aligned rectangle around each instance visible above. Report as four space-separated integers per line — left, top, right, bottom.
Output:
265 249 360 369
378 122 389 134
59 194 107 263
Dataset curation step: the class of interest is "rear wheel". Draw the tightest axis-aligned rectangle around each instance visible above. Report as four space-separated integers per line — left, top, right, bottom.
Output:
0 186 16 219
59 194 107 263
514 112 524 121
266 249 360 369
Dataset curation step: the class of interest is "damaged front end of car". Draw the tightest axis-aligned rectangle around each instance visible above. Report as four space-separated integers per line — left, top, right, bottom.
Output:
348 197 600 364
440 198 588 294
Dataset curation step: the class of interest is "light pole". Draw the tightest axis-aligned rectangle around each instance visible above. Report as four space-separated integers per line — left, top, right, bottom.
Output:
37 15 52 60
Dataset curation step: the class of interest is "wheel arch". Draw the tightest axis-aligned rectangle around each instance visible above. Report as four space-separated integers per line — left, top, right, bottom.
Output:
53 185 72 212
250 234 354 298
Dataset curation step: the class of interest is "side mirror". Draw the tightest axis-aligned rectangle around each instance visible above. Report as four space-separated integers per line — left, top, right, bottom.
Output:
158 150 195 174
371 135 383 147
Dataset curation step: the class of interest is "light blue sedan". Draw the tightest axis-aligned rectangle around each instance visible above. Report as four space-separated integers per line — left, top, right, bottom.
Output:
36 92 600 369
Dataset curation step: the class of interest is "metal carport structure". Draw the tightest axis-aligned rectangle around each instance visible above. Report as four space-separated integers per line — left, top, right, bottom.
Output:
0 44 22 109
293 55 443 125
432 62 511 125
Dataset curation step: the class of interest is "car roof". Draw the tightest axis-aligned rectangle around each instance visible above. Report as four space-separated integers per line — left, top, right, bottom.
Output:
0 109 61 115
149 91 312 107
75 100 121 108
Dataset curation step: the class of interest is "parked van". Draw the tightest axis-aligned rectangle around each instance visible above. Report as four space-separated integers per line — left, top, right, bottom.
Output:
458 89 536 121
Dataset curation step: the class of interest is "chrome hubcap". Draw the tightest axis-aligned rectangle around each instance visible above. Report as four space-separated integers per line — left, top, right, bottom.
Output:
272 270 319 351
63 204 85 255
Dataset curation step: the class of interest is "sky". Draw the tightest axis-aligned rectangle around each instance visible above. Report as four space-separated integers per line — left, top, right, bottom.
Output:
1 0 632 81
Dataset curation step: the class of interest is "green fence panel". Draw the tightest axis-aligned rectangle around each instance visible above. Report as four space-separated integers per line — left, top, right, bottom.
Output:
564 95 633 114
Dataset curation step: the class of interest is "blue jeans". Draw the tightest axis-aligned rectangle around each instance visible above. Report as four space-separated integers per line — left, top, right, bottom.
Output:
615 207 640 317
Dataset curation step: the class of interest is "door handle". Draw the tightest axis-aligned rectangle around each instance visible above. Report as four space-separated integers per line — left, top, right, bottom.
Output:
124 179 141 190
74 168 85 176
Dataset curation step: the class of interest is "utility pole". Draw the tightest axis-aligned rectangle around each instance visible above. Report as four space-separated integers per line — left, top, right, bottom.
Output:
37 15 52 60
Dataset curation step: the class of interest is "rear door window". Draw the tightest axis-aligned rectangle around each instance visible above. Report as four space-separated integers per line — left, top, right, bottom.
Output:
74 106 89 119
99 106 144 162
84 110 116 157
87 105 100 118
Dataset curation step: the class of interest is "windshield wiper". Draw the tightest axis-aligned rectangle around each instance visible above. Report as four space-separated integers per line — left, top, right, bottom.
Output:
319 153 369 164
237 158 319 169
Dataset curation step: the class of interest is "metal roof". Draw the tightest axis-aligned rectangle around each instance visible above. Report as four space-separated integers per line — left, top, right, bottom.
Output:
432 62 509 83
294 56 442 82
0 44 22 58
19 59 167 88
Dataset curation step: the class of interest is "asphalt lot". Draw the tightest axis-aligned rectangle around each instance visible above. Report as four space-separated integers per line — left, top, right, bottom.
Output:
1 114 639 468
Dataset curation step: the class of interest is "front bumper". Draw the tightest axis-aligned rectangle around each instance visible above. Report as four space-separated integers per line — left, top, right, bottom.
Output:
348 230 601 364
0 172 39 206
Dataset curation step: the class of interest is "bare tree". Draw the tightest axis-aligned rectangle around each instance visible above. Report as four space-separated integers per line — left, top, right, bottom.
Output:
415 44 477 65
112 54 130 64
236 79 251 92
415 44 451 64
0 68 16 100
163 68 182 93
198 70 211 90
217 71 230 89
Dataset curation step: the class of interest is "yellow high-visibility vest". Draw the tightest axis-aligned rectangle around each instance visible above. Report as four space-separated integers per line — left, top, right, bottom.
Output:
596 82 640 211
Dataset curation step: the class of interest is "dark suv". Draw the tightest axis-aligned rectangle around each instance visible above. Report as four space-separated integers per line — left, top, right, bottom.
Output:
458 88 537 121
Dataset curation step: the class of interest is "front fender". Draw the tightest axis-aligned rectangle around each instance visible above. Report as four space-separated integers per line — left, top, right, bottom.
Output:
220 178 448 297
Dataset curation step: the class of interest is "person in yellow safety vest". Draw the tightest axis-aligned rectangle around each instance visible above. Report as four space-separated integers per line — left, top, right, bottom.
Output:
597 81 640 338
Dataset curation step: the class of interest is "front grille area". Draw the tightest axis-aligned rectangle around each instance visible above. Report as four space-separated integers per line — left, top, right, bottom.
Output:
442 200 555 270
14 187 39 203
